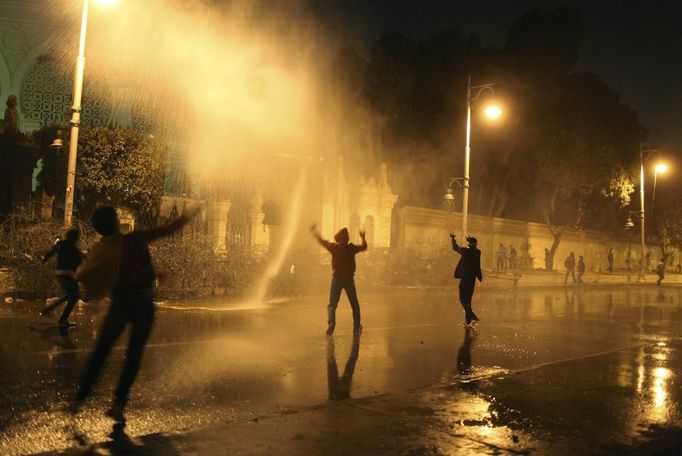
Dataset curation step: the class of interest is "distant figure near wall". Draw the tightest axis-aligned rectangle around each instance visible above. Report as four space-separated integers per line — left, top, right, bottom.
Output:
564 252 576 285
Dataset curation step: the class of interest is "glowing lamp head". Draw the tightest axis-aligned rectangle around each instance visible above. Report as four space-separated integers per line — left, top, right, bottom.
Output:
483 105 502 120
443 187 455 201
655 163 669 174
624 216 635 230
96 0 118 6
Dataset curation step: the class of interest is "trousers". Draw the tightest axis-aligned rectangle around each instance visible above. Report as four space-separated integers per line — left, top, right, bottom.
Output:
327 276 361 329
76 289 155 409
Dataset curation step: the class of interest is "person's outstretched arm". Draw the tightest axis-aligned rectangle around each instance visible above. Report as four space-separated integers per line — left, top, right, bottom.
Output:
42 242 58 263
138 207 201 243
310 224 333 252
450 233 464 254
356 230 368 252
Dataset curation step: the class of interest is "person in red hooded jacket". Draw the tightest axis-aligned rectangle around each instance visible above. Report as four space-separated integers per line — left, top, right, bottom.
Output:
311 224 367 335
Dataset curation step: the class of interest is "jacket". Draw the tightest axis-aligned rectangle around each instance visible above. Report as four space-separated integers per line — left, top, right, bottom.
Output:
452 238 483 282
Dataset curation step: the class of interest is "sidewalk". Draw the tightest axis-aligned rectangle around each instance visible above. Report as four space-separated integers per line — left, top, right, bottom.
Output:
483 269 680 288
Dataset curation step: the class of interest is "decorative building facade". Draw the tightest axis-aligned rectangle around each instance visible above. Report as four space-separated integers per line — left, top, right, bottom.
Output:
0 1 399 251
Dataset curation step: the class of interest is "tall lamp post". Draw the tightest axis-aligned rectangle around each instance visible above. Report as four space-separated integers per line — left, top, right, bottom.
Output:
61 0 117 227
636 145 669 282
462 74 501 237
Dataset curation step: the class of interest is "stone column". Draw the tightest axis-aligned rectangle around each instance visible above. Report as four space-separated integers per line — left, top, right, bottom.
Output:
207 200 231 251
249 195 268 252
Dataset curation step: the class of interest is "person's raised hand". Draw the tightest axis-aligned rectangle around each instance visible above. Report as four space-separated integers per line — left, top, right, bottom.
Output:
359 229 366 238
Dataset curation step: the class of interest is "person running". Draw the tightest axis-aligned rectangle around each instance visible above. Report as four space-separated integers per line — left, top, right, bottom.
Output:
576 255 586 285
451 233 483 325
311 225 367 335
70 205 198 424
564 252 576 285
40 228 83 326
656 259 665 287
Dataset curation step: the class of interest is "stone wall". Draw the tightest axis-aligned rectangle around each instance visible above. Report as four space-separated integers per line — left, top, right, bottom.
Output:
393 206 677 272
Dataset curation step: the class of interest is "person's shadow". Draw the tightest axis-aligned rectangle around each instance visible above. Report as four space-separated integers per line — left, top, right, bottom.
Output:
327 334 361 401
457 326 476 376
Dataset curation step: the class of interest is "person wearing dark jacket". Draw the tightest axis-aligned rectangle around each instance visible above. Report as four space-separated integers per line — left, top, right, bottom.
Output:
311 224 367 335
564 252 576 284
41 228 83 325
71 205 198 424
451 233 483 325
576 256 586 285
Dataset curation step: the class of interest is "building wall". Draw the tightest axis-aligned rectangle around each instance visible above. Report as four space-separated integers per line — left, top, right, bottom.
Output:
394 206 675 272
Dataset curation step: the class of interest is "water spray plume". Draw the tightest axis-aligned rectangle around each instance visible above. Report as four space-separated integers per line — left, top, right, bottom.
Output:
252 170 308 304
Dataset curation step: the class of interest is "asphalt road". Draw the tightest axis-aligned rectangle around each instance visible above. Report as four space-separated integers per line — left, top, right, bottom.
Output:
1 285 681 454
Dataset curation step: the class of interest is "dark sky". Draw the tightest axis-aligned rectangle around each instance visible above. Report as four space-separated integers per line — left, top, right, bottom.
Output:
315 0 682 150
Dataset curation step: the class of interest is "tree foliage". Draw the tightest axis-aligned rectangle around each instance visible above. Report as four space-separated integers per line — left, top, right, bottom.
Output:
330 6 648 267
37 126 167 221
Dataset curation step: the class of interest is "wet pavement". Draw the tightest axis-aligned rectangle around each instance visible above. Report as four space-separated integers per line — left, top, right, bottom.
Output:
1 285 682 455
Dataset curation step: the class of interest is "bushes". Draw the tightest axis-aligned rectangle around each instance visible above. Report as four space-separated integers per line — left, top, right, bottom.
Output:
0 215 96 297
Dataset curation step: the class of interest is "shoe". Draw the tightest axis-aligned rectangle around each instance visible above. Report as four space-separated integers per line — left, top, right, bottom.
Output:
106 403 126 423
353 325 363 334
58 321 76 327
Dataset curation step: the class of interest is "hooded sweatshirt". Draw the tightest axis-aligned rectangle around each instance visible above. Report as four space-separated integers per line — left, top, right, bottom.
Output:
317 227 367 277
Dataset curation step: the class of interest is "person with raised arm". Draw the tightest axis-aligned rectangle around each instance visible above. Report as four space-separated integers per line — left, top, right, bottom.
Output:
311 225 367 335
450 233 483 326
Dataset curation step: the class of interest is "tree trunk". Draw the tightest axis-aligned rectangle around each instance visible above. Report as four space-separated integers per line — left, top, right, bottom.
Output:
547 228 565 272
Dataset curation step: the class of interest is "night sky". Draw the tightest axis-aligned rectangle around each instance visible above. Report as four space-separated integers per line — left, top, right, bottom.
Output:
315 0 682 150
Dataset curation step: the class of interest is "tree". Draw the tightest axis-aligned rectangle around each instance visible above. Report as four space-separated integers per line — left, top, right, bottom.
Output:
37 126 167 222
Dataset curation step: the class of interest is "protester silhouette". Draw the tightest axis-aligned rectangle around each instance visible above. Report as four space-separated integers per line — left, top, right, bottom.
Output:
327 335 360 401
564 252 576 285
496 243 507 271
451 233 483 325
41 228 83 326
576 255 586 285
70 205 198 426
311 224 367 335
656 259 665 287
607 249 615 273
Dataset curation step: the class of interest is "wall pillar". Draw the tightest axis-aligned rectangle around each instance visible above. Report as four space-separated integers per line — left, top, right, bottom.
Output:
207 200 231 251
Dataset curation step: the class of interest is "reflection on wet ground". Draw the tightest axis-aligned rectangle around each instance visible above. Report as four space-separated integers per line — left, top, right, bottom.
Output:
1 286 682 454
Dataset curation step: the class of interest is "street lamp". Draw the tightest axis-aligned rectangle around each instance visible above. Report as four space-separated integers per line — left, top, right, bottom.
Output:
62 0 117 227
636 145 670 282
462 74 501 237
443 177 465 212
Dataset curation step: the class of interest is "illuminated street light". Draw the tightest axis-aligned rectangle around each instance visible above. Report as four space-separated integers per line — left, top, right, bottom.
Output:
483 105 502 120
62 0 116 227
636 146 669 282
655 163 669 174
462 75 499 237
